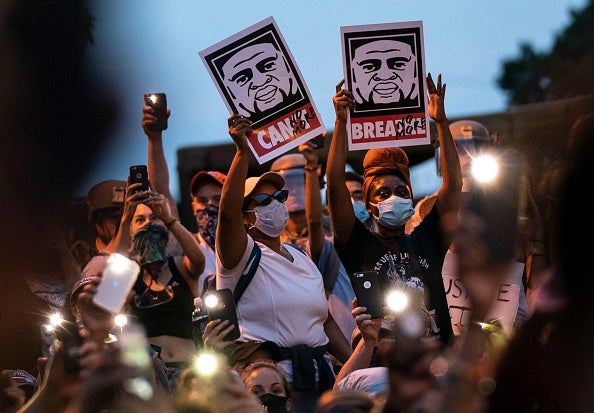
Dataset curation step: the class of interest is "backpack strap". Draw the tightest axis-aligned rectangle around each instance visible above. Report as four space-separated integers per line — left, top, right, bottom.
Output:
233 243 261 304
285 242 307 255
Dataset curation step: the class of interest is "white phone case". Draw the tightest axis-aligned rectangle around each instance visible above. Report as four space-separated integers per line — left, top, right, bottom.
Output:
93 253 140 314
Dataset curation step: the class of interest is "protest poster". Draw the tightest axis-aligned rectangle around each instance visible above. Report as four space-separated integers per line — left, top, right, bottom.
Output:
200 16 325 164
441 251 525 335
341 21 431 151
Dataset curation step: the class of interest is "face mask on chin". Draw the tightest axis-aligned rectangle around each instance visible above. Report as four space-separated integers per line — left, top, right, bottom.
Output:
249 200 289 238
370 195 414 229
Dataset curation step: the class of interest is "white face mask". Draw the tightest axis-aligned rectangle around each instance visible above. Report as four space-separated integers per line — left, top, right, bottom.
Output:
250 199 289 237
370 195 414 229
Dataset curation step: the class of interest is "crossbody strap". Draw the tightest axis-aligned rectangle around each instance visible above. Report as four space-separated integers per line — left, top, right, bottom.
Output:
233 243 261 304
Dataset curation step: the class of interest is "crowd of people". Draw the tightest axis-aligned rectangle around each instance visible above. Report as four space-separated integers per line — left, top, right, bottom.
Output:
2 1 593 412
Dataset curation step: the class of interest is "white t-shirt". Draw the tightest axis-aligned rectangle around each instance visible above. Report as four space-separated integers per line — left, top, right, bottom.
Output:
196 234 217 296
216 236 329 348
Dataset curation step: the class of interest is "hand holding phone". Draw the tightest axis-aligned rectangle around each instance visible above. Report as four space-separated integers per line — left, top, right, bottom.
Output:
129 165 150 194
353 271 384 319
203 289 240 341
143 93 168 131
309 132 326 149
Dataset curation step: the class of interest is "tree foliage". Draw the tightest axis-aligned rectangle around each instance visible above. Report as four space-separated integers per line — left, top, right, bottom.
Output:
497 0 594 105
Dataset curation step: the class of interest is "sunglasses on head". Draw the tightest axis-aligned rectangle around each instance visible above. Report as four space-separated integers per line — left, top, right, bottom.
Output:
243 189 289 211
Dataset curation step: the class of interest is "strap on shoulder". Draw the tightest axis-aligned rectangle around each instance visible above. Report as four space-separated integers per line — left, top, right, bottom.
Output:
233 243 261 304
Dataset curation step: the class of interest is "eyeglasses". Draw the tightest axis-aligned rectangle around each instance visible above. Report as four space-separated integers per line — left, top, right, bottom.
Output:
243 189 288 211
134 278 174 309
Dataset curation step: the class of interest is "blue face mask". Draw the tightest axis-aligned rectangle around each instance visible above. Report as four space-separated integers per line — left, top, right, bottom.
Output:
370 195 414 229
352 200 370 223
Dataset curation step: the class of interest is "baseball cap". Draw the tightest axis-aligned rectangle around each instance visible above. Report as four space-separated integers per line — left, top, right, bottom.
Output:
85 180 126 223
243 172 285 199
189 170 226 197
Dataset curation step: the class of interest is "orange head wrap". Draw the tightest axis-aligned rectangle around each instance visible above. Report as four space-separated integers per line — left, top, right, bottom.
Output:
362 147 412 207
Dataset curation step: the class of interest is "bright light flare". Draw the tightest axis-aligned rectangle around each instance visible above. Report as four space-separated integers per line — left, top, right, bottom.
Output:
204 294 219 309
471 154 499 183
114 314 128 328
194 353 219 377
386 290 409 314
49 312 64 327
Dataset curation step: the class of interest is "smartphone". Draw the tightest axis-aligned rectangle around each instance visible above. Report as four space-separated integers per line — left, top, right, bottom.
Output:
143 93 168 131
93 253 140 314
310 132 326 149
464 148 528 262
129 165 150 194
203 288 240 341
353 271 384 319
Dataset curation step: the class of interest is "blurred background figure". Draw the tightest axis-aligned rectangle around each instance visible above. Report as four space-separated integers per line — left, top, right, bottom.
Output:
0 0 118 375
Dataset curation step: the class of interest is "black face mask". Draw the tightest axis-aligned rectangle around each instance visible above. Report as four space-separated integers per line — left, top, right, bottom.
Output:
258 393 288 413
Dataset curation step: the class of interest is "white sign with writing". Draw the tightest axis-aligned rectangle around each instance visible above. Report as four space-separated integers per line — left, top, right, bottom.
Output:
441 251 524 335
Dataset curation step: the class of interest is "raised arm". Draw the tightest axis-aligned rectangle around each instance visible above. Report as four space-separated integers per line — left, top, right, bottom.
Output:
299 139 325 264
427 73 462 234
326 80 357 246
142 103 179 219
216 115 252 269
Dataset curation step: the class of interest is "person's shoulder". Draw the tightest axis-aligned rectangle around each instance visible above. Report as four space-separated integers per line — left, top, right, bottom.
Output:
81 253 108 277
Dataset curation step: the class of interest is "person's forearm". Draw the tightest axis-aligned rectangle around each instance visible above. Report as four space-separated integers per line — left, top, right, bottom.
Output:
437 119 462 196
216 148 250 267
168 220 205 275
333 340 377 386
305 164 324 263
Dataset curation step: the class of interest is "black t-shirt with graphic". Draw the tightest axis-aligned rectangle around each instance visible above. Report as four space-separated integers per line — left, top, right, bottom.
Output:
335 204 452 346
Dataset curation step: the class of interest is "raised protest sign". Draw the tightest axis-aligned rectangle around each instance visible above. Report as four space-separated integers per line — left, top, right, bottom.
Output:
200 16 325 164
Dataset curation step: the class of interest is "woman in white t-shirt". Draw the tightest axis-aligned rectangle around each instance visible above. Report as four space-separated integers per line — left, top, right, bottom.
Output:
215 115 347 402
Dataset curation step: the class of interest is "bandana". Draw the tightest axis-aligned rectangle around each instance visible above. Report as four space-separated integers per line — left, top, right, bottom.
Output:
130 222 169 266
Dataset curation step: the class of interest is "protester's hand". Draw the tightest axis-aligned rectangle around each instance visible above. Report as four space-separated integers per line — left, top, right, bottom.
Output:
141 104 171 139
66 344 148 412
298 138 321 166
76 276 116 344
141 191 175 225
351 299 382 346
426 73 447 123
228 114 252 150
333 79 355 122
202 319 236 351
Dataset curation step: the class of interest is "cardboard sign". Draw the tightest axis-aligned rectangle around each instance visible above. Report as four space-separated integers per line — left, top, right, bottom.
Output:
441 251 524 335
340 21 431 151
200 16 325 164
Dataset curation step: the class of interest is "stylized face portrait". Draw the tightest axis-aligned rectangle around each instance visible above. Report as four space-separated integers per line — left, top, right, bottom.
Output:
222 42 299 117
351 39 418 107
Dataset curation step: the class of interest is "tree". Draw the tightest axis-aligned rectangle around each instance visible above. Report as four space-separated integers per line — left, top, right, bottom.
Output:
497 0 594 105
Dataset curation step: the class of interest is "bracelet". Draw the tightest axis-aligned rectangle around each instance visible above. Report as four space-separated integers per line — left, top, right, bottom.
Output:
304 165 318 171
164 218 178 228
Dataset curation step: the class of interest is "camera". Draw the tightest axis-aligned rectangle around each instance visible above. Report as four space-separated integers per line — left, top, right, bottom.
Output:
143 93 168 131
